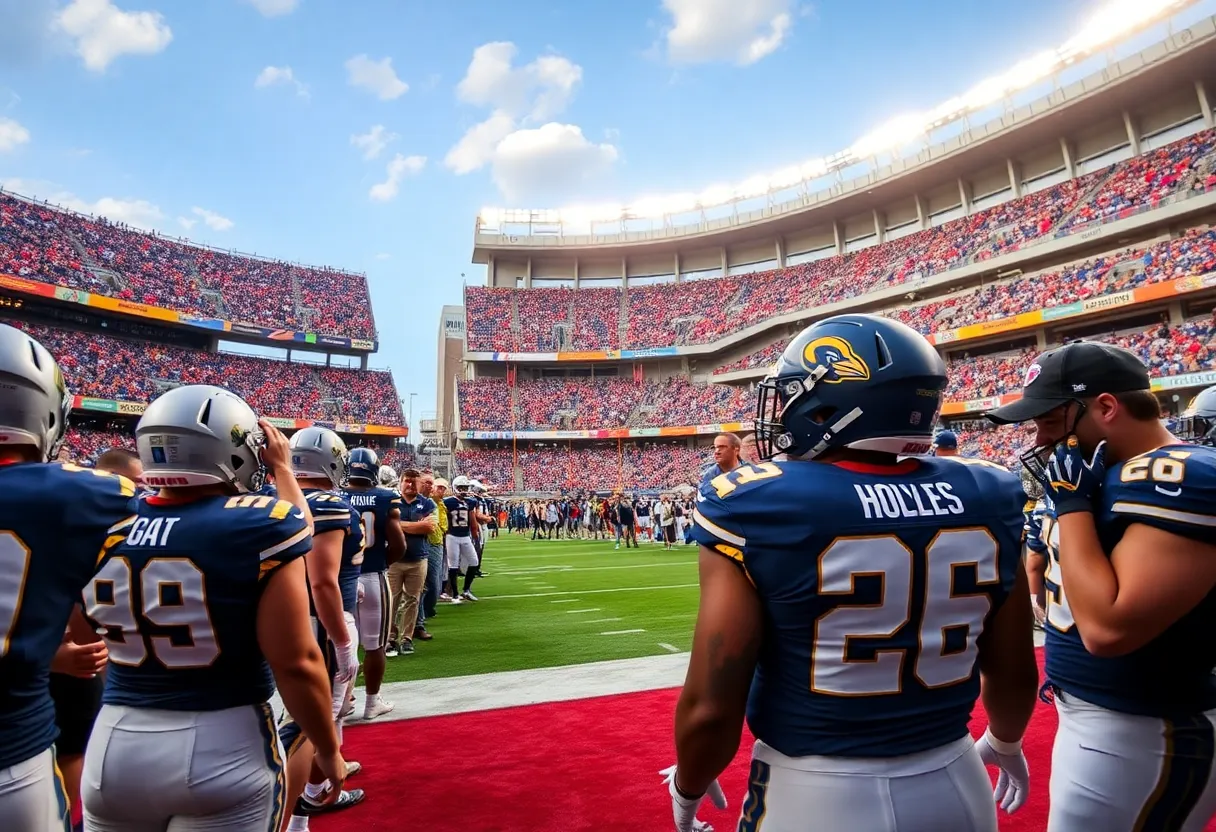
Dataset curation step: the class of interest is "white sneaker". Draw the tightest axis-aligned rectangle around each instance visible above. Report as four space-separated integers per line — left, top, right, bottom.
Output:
439 592 452 602
450 596 463 605
462 591 479 602
363 697 394 720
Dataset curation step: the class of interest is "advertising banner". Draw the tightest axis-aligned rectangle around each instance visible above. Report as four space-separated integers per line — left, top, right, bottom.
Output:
0 273 378 351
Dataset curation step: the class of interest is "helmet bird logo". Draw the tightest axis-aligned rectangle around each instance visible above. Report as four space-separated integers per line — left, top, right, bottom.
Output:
230 424 249 446
801 337 870 383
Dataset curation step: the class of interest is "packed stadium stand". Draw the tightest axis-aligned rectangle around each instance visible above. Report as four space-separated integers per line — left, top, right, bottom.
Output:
455 53 1216 492
1 191 377 339
464 129 1216 353
8 320 403 425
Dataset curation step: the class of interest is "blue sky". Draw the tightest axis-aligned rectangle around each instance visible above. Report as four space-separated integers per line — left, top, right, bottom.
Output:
2 0 1213 422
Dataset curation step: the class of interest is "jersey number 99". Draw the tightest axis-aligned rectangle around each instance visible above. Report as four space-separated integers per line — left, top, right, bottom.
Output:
811 529 999 696
85 558 220 669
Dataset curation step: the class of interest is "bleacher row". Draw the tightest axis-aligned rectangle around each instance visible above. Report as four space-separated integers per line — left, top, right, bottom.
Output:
465 128 1216 353
459 312 1215 431
715 228 1216 376
1 193 376 339
12 321 404 425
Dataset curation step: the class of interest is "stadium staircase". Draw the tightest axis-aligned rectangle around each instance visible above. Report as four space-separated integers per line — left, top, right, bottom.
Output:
1048 165 1122 231
64 232 127 294
513 463 524 491
509 293 521 347
184 258 227 317
617 288 629 347
288 272 318 332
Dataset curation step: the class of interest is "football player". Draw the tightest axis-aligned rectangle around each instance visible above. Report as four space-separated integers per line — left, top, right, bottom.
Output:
1019 468 1050 629
279 427 365 828
442 476 481 602
78 384 347 832
670 314 1039 832
341 448 405 719
986 343 1216 831
0 324 135 831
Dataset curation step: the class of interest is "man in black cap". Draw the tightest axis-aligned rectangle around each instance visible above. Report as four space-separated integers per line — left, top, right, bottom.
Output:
985 340 1216 831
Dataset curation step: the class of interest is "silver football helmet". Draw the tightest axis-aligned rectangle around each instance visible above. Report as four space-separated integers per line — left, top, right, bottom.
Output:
378 464 399 488
0 324 72 462
289 426 349 489
136 385 265 492
453 474 472 492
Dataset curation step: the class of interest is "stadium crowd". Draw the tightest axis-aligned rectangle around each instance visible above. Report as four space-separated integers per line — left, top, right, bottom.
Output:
460 313 1216 433
466 128 1216 352
456 443 706 492
0 191 376 338
9 320 403 425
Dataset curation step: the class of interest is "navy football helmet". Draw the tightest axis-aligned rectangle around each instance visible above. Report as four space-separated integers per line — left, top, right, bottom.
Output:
347 447 380 483
754 314 947 460
1178 385 1216 446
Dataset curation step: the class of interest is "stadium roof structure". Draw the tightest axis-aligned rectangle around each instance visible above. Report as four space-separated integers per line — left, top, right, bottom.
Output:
473 0 1212 254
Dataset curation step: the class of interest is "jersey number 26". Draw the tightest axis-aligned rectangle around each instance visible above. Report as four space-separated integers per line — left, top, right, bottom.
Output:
812 529 999 696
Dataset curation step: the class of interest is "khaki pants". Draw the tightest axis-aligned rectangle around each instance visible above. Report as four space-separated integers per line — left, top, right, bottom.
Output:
387 559 428 644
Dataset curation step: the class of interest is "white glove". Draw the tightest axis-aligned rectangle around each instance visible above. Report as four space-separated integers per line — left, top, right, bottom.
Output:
1031 598 1047 627
660 765 727 832
357 582 366 604
975 728 1029 813
332 638 359 686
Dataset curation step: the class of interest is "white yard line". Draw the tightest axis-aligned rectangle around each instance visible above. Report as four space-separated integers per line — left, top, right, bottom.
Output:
566 608 601 614
581 618 623 624
497 561 697 576
485 583 698 600
601 629 646 635
658 643 681 653
549 599 581 604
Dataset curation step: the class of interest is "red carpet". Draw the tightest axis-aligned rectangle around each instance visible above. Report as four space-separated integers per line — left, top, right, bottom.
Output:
314 654 1216 831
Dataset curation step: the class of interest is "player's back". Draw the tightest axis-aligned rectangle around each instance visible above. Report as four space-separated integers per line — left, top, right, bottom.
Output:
0 462 135 769
444 494 474 536
694 456 1024 758
1044 443 1216 717
340 485 399 573
85 491 311 710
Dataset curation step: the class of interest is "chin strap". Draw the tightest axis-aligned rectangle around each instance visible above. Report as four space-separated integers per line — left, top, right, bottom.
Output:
805 406 864 459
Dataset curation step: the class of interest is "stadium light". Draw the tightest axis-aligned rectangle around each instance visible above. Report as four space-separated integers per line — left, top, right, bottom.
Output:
478 0 1196 229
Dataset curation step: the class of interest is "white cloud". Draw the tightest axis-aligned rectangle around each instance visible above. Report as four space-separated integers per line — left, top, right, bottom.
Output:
446 42 617 200
176 216 196 230
455 42 581 122
662 0 792 65
491 124 618 202
191 207 234 231
54 0 173 73
350 124 398 161
443 110 515 175
369 153 425 202
345 54 409 101
0 118 31 152
254 65 308 98
246 0 299 17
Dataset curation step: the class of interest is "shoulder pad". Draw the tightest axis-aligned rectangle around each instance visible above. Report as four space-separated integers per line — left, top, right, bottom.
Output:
223 494 299 520
1108 446 1216 540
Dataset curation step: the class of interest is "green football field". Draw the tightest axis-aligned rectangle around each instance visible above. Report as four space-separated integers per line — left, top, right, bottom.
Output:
375 534 703 684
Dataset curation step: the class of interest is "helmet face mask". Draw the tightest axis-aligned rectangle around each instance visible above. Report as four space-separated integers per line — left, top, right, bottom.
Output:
1178 386 1216 446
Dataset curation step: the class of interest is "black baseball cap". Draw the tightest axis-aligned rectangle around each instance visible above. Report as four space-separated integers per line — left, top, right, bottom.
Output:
986 341 1151 425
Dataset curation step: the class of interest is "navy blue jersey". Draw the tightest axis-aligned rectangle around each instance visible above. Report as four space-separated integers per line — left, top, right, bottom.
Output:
0 462 136 769
691 456 1025 758
1024 499 1049 555
1043 444 1216 718
339 485 401 574
304 489 358 612
86 492 311 711
444 494 478 537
